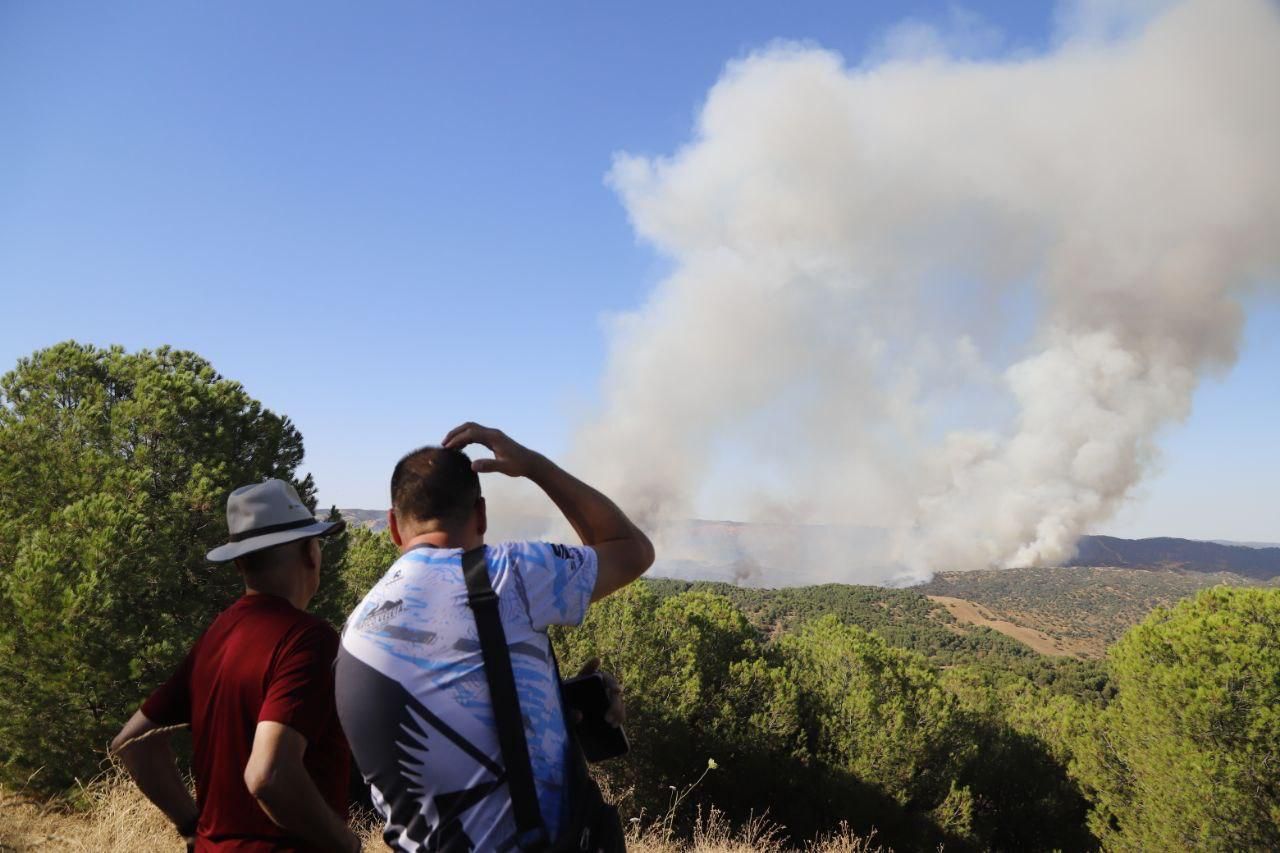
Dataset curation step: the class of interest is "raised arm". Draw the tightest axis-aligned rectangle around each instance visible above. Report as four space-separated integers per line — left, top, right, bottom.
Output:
443 422 655 601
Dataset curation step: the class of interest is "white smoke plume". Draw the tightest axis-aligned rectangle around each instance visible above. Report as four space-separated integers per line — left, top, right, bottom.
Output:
567 0 1280 585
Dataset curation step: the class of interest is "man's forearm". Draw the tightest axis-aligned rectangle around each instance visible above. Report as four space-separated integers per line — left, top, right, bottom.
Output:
253 763 357 853
117 739 198 834
527 454 647 549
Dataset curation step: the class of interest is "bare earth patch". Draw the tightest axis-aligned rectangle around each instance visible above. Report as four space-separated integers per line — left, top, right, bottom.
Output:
928 595 1098 658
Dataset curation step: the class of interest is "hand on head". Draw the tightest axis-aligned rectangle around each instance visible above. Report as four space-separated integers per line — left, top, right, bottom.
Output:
443 423 543 479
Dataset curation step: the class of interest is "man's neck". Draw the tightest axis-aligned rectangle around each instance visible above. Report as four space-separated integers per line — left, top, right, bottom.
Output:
243 571 309 610
401 529 484 553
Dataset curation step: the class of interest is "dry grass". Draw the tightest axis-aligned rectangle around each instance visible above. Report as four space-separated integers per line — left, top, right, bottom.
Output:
0 770 886 852
626 807 888 853
0 768 178 852
0 768 384 853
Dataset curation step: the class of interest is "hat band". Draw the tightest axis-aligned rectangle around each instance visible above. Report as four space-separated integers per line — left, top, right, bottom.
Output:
228 516 318 542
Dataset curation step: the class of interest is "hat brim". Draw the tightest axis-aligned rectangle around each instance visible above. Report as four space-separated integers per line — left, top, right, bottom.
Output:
206 518 346 563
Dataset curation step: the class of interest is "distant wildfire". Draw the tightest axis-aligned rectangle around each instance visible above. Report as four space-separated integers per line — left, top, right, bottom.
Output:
559 0 1280 585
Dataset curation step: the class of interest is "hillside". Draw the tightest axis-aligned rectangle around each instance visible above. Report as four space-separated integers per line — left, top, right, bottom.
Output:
327 507 387 528
926 595 1088 657
1066 535 1280 578
917 566 1276 656
649 562 1277 667
642 577 1116 706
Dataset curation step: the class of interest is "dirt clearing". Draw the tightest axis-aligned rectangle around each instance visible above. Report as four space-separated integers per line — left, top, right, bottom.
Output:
928 595 1087 657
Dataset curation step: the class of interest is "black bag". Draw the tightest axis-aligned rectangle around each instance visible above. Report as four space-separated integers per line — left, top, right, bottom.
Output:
462 547 626 853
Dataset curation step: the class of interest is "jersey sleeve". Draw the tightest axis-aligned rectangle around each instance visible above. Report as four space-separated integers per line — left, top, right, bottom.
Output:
512 541 598 632
140 645 196 726
259 621 340 743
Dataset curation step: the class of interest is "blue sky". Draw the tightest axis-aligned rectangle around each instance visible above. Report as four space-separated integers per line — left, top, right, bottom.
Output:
1 2 1276 542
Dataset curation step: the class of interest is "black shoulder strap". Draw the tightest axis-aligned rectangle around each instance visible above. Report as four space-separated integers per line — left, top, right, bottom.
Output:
461 547 550 852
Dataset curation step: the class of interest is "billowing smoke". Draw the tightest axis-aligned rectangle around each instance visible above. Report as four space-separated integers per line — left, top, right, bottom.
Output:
567 0 1280 584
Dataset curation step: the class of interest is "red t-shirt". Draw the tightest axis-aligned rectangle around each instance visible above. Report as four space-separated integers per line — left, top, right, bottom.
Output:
142 594 351 852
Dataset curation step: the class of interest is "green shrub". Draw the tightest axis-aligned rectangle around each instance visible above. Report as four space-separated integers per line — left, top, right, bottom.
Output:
312 523 401 627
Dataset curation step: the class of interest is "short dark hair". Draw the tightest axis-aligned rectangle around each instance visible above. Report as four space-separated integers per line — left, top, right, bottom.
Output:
238 538 310 575
391 446 481 528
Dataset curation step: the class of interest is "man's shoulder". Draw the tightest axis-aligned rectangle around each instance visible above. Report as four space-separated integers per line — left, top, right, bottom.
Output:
491 540 594 562
296 608 340 637
240 598 339 650
255 596 338 633
269 612 340 668
289 607 340 650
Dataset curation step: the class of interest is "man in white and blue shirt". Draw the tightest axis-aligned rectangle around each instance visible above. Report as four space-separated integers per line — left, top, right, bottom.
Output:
335 423 654 852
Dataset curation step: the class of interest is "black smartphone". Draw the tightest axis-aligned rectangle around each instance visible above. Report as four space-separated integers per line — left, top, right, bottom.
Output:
561 673 630 762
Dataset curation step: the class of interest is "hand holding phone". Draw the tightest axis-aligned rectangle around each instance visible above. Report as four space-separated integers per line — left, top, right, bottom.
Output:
561 672 630 763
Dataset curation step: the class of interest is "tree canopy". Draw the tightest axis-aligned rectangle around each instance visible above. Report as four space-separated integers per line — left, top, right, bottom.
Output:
1070 586 1280 850
0 342 314 789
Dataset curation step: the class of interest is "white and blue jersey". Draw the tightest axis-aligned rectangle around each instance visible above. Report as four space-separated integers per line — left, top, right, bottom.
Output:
335 541 598 852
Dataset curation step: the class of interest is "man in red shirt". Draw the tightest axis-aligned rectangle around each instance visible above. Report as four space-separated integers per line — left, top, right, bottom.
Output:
111 479 360 853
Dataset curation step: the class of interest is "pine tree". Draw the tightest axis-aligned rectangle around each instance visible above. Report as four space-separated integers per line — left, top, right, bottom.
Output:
0 342 314 791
